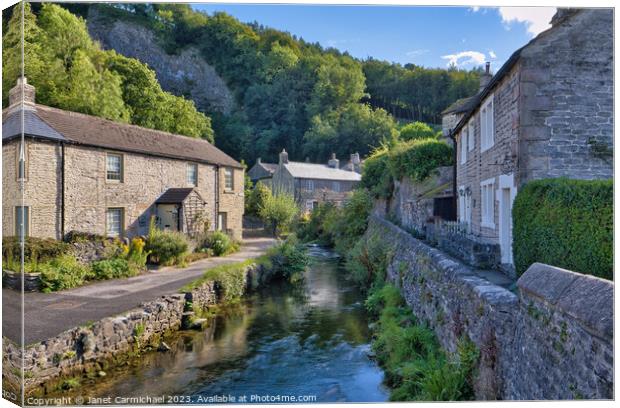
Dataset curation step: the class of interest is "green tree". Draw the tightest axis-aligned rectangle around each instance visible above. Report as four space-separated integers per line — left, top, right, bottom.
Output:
259 189 299 237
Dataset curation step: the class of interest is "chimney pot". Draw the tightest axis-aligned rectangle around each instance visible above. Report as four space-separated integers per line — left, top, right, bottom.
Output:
328 153 340 169
279 149 289 164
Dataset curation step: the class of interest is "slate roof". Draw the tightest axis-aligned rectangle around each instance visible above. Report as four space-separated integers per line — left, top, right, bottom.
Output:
2 104 242 168
256 162 278 174
155 188 197 204
284 161 361 181
441 96 476 115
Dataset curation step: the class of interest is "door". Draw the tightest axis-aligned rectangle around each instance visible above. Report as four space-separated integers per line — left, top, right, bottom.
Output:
157 204 180 231
500 188 513 264
218 212 228 232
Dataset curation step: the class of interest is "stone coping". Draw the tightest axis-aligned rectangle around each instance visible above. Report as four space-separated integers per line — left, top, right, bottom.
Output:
518 263 613 340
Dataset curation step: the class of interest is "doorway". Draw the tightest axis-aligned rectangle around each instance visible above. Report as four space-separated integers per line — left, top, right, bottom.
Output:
498 174 516 265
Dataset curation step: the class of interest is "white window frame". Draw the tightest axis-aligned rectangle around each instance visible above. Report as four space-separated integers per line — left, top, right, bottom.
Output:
480 94 494 152
460 130 467 164
480 177 496 229
106 208 124 238
224 168 234 191
106 153 123 182
187 163 198 186
467 119 475 152
307 180 315 191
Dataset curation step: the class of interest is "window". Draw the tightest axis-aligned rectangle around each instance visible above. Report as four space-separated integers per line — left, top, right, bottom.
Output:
17 141 26 180
460 130 467 164
332 181 340 192
106 208 124 238
15 206 29 238
480 178 495 229
224 168 234 191
467 120 475 152
106 153 123 181
187 163 197 186
307 180 315 191
480 95 494 152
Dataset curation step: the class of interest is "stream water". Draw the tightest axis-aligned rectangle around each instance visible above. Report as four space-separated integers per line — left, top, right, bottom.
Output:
58 247 388 404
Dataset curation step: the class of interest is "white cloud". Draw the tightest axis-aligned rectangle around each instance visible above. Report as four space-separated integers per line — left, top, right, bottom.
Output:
470 6 480 12
441 51 486 68
498 7 557 37
489 50 497 59
406 49 429 57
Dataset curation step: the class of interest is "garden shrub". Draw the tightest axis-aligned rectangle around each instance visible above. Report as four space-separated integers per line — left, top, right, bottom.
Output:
2 236 70 263
202 230 239 256
146 218 189 266
325 188 374 254
366 284 478 401
388 138 453 182
39 254 92 292
63 230 107 244
512 178 612 279
91 258 138 280
297 202 339 245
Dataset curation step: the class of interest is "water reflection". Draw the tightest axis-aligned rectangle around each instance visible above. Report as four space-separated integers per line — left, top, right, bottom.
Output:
50 247 388 403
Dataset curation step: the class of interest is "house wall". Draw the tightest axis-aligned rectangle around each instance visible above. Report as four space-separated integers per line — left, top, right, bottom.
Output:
2 139 62 239
456 63 520 243
518 9 613 184
1 140 248 240
217 166 244 241
62 144 219 238
295 178 359 210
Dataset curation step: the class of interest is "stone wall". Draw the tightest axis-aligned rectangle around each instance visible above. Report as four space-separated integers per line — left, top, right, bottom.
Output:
518 9 613 184
2 139 63 239
367 216 613 400
2 263 260 396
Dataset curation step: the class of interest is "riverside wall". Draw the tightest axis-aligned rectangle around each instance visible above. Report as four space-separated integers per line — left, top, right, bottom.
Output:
367 216 613 400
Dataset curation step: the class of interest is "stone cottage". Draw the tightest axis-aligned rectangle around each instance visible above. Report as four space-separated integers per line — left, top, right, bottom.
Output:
449 8 613 273
2 78 245 241
270 150 361 211
247 157 277 187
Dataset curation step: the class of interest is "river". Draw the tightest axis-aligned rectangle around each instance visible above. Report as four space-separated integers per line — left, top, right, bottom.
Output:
57 246 388 403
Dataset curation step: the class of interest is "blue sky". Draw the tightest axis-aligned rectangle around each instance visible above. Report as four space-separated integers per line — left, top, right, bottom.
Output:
192 4 556 70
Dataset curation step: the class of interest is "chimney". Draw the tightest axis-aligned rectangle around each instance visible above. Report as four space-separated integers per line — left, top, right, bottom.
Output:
479 62 492 93
551 8 578 27
350 152 361 172
328 153 339 169
305 157 310 163
9 77 36 107
257 157 262 164
279 149 289 164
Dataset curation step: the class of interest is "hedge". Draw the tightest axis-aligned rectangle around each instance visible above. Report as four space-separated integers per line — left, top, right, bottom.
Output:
361 139 453 199
512 178 612 280
2 236 70 262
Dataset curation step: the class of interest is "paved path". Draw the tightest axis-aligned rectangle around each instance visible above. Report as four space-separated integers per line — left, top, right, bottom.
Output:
2 236 275 345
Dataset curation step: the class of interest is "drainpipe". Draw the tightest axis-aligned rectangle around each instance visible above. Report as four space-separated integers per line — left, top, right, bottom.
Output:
215 165 220 230
449 131 457 221
60 142 65 238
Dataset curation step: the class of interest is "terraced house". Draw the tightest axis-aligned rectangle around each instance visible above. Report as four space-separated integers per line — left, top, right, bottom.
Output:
450 8 613 274
2 78 245 241
270 149 362 211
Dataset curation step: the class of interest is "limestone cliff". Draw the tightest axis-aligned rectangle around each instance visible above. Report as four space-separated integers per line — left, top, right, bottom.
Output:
86 8 234 115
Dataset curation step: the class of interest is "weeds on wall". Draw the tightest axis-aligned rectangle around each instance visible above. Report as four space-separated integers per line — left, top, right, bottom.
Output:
366 284 479 401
